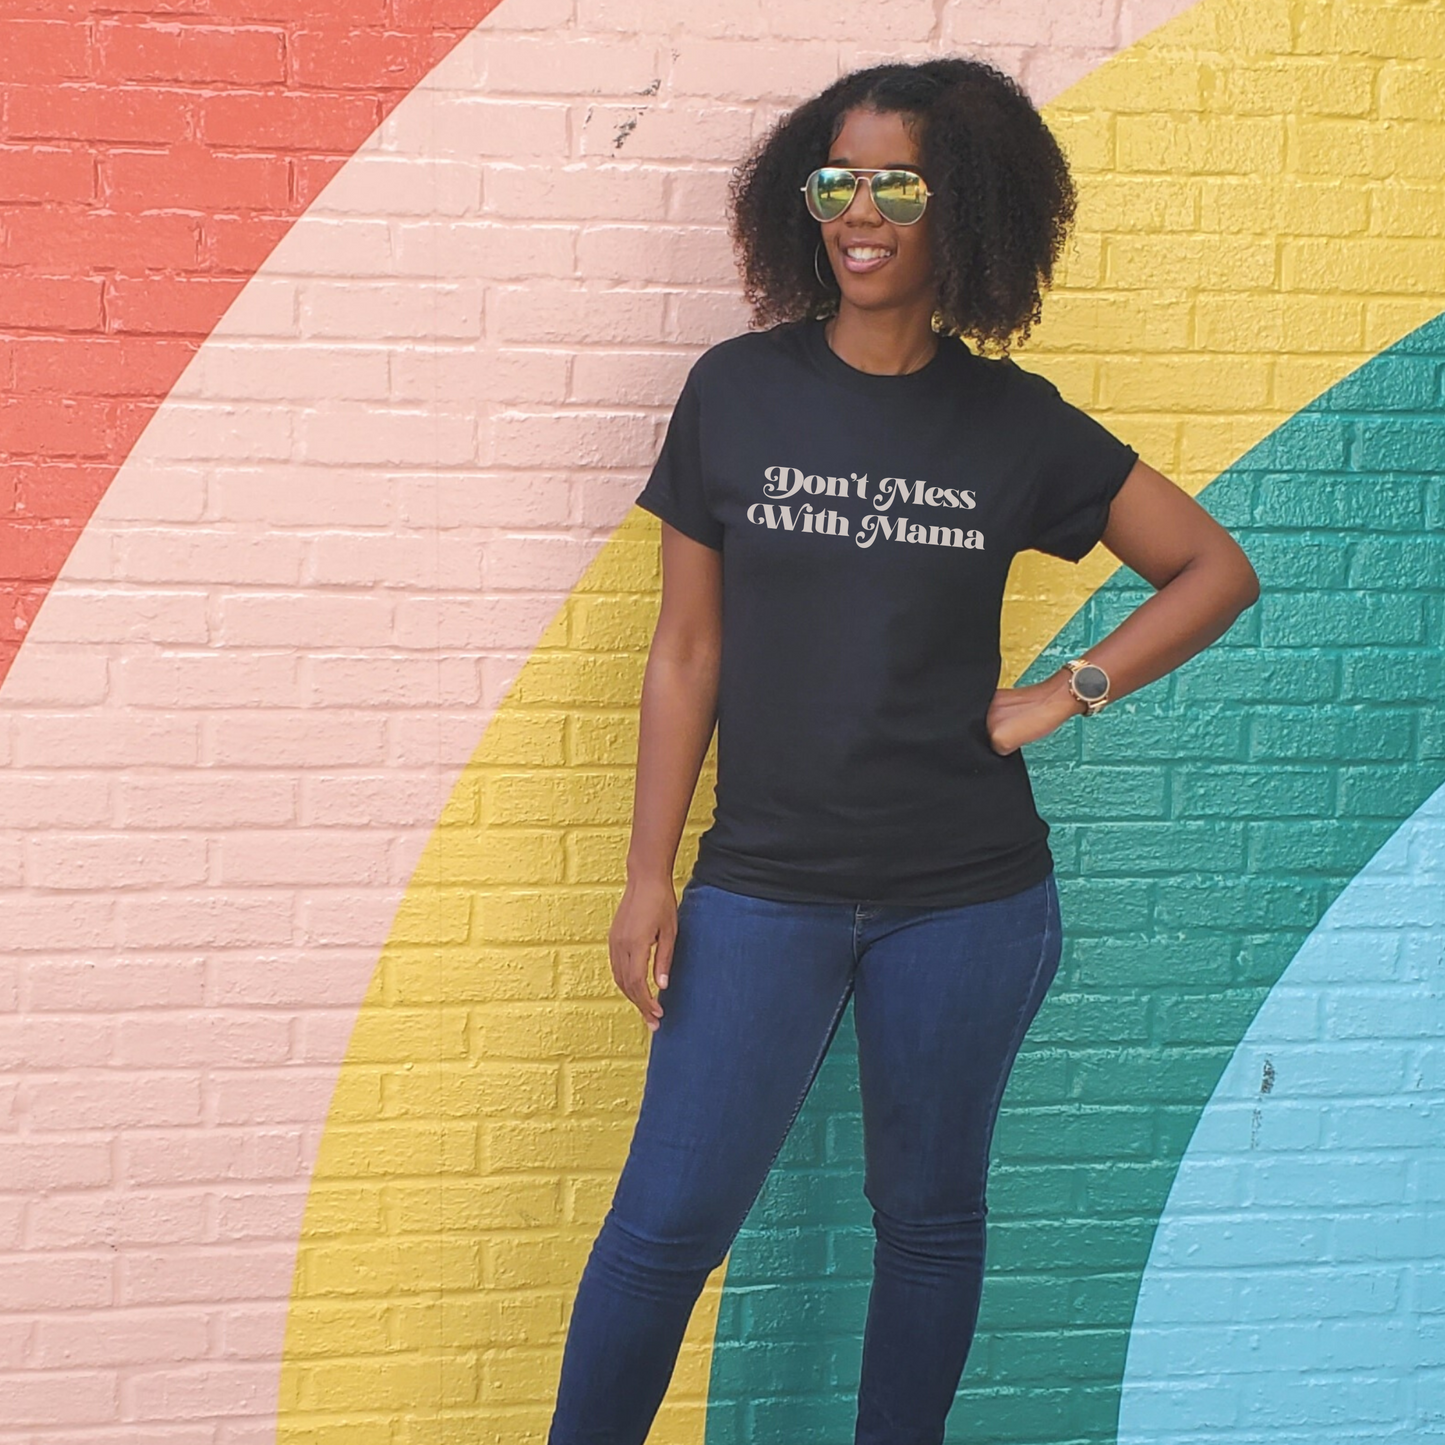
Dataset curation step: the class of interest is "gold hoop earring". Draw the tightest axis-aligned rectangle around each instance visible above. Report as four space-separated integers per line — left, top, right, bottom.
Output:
814 240 836 291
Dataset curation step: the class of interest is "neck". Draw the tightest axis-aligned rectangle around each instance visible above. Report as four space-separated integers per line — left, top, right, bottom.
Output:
825 297 939 376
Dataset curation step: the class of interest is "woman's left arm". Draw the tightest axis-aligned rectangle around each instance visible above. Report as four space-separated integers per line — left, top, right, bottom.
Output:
989 458 1261 755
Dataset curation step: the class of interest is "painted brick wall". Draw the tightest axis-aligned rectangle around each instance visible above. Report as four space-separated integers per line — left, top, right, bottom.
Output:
1 0 1443 1441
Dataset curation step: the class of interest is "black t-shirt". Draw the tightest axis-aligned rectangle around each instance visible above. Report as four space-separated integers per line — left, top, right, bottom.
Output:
633 317 1138 907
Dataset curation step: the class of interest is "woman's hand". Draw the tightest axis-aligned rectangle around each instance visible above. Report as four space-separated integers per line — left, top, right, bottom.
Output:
608 871 678 1033
986 668 1083 756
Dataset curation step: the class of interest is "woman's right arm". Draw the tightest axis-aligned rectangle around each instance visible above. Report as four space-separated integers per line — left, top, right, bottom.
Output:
609 520 723 1032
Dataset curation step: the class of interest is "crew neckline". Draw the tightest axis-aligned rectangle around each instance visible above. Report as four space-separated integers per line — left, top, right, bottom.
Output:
800 316 961 395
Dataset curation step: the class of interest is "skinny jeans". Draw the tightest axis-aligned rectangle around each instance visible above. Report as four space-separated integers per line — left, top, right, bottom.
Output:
547 868 1063 1445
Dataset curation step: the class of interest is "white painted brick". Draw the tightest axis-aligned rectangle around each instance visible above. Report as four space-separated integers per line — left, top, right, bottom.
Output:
0 1016 114 1068
577 0 765 34
473 35 665 96
311 156 485 217
115 653 305 711
577 222 735 285
569 347 693 406
31 1309 210 1367
291 1007 373 1063
206 709 389 766
24 959 207 1012
219 277 300 339
10 714 200 768
298 893 418 948
389 345 571 406
115 773 298 829
210 1073 347 1127
209 951 378 1009
125 1362 281 1422
0 775 113 828
389 711 502 768
480 533 600 592
194 344 392 402
577 102 754 161
479 655 533 711
25 834 209 891
578 471 662 527
665 165 734 223
115 1013 292 1069
92 464 207 523
25 590 209 646
668 287 752 343
143 404 293 463
491 283 668 345
0 959 20 1013
119 1130 305 1187
303 655 485 708
303 532 484 589
0 648 111 705
483 162 670 220
119 1249 294 1307
208 467 395 527
300 772 454 828
669 38 842 100
392 219 577 280
0 1367 118 1425
298 280 484 340
0 1140 112 1191
398 473 575 529
116 894 295 951
267 218 393 277
479 0 575 28
764 0 935 39
392 592 564 650
217 830 393 887
213 594 394 650
113 529 308 586
485 408 656 468
296 405 476 467
388 96 570 158
27 1073 204 1130
0 1313 28 1365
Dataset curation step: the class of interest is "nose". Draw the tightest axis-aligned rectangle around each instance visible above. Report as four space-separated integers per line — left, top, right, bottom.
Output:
841 179 882 224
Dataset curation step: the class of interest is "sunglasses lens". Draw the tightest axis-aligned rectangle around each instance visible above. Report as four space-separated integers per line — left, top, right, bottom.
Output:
806 168 857 221
872 170 929 224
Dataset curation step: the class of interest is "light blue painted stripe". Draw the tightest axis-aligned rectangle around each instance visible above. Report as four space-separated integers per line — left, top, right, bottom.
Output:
1118 781 1445 1444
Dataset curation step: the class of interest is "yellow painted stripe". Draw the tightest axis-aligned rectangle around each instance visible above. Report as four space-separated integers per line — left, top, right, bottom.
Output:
1004 0 1445 680
280 1 1445 1439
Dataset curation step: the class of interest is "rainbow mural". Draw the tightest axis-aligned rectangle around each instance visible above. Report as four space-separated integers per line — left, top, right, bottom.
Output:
1 0 1442 1440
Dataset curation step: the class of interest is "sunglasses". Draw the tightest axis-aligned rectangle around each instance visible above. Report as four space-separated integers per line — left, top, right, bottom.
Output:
801 166 932 226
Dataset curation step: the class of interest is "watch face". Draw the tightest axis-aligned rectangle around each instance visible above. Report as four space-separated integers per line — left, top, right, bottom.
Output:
1074 664 1109 701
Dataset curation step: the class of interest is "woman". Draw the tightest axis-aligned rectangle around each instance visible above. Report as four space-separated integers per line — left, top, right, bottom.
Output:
548 57 1259 1444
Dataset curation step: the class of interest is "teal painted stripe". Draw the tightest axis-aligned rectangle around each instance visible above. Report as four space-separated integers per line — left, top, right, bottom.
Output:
704 309 1445 1444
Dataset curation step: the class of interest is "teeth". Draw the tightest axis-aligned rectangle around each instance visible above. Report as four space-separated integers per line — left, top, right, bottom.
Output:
846 246 892 260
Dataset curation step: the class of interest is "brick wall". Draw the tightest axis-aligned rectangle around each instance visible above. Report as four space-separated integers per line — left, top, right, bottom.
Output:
1 0 1443 1440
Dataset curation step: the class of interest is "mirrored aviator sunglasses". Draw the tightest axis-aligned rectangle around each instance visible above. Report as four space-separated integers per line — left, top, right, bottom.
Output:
801 166 932 226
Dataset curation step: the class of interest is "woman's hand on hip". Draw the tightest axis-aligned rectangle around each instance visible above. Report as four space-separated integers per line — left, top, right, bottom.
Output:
609 872 678 1033
986 669 1083 756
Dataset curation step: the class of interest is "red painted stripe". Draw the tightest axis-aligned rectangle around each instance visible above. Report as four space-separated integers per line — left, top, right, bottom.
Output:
0 2 505 684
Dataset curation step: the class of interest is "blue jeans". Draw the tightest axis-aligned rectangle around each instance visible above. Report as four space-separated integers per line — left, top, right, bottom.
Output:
548 869 1063 1445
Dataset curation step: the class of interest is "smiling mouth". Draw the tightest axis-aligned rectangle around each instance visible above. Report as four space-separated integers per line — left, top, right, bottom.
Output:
840 243 894 273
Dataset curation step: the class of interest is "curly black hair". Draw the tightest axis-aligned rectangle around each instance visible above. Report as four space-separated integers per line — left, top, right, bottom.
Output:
727 58 1077 358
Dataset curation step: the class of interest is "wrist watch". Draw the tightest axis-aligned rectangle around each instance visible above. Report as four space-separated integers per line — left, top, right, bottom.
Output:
1062 657 1111 715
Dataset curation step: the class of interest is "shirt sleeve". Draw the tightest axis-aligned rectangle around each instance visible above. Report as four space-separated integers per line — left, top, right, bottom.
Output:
1024 377 1139 563
634 370 724 552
